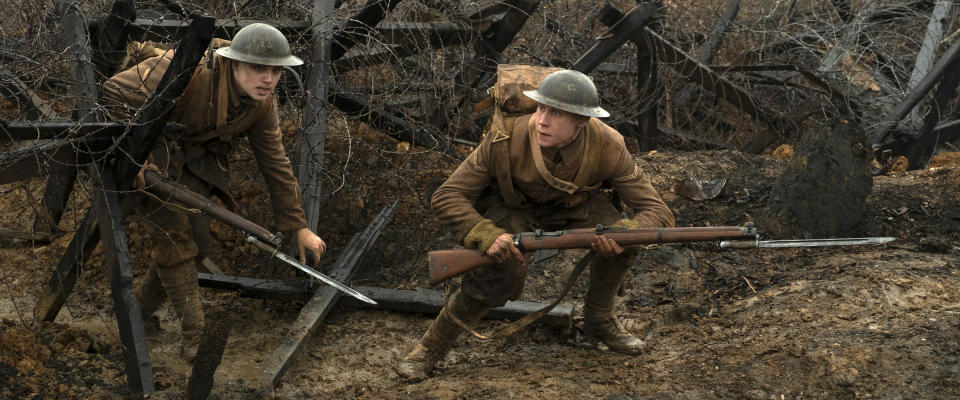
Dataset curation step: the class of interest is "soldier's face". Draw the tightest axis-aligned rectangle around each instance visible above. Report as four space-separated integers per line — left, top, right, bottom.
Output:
233 61 283 101
533 104 588 149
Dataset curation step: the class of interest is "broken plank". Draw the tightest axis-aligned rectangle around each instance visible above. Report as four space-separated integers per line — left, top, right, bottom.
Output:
599 6 792 152
332 44 418 72
900 49 960 169
907 0 952 123
673 0 740 111
0 67 59 120
376 21 472 49
196 275 574 329
572 3 656 74
255 199 398 391
120 18 310 43
869 36 960 146
0 138 110 186
330 0 404 61
329 87 459 158
88 163 154 394
0 121 133 141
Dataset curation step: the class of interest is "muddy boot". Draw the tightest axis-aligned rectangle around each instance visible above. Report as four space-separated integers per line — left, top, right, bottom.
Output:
395 290 490 381
156 260 204 362
135 265 166 335
583 259 647 355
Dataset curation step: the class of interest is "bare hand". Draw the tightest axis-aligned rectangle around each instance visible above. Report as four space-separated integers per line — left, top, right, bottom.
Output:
134 161 160 189
485 233 524 265
591 235 624 258
296 227 326 267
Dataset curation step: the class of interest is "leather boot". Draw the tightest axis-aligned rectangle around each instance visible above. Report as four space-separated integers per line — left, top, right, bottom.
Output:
395 290 491 381
156 260 204 361
135 265 165 334
583 258 647 354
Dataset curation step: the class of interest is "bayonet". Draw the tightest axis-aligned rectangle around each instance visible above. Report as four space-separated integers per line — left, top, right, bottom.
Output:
247 236 377 305
719 237 896 249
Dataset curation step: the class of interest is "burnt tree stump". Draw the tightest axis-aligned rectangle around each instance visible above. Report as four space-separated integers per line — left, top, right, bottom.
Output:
761 118 874 238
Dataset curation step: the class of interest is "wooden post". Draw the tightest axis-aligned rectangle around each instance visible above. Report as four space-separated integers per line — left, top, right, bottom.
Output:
33 0 104 234
91 0 136 79
292 0 335 257
88 163 154 394
255 200 398 394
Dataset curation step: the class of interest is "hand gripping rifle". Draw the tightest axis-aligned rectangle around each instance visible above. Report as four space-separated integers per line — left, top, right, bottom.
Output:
428 224 894 285
141 169 377 304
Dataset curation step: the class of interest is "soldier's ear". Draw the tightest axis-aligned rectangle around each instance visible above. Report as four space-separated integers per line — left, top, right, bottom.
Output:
576 115 590 129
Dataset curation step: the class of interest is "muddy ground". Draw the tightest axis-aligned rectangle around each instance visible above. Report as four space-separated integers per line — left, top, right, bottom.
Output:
1 115 959 399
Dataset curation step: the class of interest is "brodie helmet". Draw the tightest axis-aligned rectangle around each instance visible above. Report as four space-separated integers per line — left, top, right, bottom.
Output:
215 23 303 66
522 69 609 118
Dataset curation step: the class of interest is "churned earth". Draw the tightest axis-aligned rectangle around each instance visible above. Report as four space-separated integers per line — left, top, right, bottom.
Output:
1 121 959 399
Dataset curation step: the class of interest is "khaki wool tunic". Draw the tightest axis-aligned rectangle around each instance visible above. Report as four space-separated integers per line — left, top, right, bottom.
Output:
433 113 675 243
102 51 306 232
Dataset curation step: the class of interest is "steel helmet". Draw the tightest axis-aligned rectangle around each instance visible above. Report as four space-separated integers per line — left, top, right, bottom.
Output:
215 23 303 66
523 69 609 118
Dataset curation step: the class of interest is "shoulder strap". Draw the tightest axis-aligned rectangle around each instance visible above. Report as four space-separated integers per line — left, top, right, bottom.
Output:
488 108 523 208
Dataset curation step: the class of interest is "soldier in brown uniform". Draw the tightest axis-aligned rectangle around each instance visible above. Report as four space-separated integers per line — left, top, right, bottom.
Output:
396 69 675 380
102 23 326 360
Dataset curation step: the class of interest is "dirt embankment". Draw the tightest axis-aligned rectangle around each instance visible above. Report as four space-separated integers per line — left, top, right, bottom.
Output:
1 141 958 398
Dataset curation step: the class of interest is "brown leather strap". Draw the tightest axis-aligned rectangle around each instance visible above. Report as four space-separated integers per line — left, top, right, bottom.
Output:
447 253 595 340
489 109 523 208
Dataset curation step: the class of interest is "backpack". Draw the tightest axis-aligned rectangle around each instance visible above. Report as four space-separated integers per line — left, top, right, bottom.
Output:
476 64 560 208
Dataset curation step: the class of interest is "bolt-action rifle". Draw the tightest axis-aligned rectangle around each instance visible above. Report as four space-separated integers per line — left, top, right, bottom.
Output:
141 169 377 304
428 224 894 285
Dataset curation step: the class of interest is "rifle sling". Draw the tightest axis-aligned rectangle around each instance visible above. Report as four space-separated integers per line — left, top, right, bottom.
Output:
445 253 595 339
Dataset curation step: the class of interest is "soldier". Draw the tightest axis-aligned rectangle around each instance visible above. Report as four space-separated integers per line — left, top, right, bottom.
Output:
396 69 675 380
102 23 326 360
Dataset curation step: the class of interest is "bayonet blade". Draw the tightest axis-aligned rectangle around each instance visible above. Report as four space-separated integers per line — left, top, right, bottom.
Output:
720 237 895 249
757 237 896 248
247 236 377 305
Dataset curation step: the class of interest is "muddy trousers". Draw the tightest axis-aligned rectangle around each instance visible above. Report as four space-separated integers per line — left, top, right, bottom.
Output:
582 249 647 354
136 261 204 359
134 170 211 360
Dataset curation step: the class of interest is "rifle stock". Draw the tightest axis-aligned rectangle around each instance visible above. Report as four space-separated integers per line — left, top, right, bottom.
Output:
427 225 757 285
141 169 281 246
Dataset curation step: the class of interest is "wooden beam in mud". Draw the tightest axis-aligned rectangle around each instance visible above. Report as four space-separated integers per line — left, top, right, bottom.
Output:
88 163 154 394
255 200 398 393
344 286 574 329
35 15 215 323
197 276 575 329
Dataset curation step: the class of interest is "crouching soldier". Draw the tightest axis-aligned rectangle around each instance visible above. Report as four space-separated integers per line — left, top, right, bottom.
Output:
102 23 326 361
395 69 675 380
